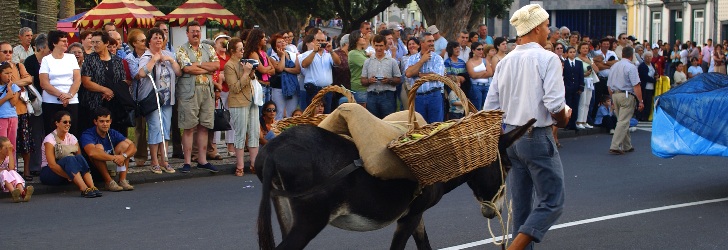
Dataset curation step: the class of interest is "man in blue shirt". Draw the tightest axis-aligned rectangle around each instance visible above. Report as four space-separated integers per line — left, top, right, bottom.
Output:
405 32 446 123
80 107 137 192
477 24 494 45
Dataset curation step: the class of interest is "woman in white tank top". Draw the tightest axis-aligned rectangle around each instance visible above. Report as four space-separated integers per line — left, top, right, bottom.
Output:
466 42 494 110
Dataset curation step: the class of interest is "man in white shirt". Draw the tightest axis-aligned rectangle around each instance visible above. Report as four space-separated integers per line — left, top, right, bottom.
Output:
12 27 34 64
483 4 569 249
300 32 342 113
679 44 689 66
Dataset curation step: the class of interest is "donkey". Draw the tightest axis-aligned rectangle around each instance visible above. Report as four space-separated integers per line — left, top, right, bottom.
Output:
256 119 536 250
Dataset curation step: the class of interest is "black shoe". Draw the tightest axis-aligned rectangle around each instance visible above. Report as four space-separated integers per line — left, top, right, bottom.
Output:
180 164 191 173
82 188 96 198
92 187 103 197
196 162 219 173
625 147 635 153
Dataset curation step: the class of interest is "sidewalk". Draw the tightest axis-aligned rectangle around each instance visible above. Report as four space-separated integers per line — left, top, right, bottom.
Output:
25 123 650 196
23 143 249 196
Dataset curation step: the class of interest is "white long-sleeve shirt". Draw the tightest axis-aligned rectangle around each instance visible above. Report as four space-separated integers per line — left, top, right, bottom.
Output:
484 42 566 127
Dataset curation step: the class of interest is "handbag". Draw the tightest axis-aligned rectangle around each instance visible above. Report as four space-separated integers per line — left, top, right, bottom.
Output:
136 65 160 117
18 87 34 115
53 131 78 160
251 76 264 107
212 97 232 131
26 85 43 116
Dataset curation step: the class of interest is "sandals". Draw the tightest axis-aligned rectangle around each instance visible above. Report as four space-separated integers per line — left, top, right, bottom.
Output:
235 168 244 177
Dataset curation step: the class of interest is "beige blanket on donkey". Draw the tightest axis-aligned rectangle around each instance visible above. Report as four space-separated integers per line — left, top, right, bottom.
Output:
318 103 426 180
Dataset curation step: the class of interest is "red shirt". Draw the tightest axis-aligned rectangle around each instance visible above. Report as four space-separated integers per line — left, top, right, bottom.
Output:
651 55 666 76
214 53 230 92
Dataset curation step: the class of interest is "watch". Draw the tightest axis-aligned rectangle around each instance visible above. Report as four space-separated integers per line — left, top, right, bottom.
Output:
122 153 128 159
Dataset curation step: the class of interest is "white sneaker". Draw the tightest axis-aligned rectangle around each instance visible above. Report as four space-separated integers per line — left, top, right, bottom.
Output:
576 124 586 130
629 127 637 132
609 129 615 135
584 124 594 129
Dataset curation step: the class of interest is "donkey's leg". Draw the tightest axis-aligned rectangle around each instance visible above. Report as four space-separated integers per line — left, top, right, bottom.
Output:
273 196 294 238
275 206 329 250
390 213 430 250
411 217 432 250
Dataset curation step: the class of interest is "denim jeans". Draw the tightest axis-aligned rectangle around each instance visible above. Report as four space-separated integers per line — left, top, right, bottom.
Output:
366 91 396 119
415 91 444 123
352 91 368 104
469 84 490 110
40 155 91 186
504 125 565 248
299 90 309 111
305 92 333 114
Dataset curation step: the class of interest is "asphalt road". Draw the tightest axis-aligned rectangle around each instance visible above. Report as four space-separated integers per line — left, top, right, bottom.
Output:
3 130 728 249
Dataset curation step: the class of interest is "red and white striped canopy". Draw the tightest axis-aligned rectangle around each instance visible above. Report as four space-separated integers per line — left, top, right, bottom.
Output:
75 0 156 29
164 0 242 28
134 0 165 18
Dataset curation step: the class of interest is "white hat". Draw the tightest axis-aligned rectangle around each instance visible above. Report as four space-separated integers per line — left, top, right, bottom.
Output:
509 4 550 37
426 25 439 34
651 43 659 49
387 22 402 31
214 34 231 42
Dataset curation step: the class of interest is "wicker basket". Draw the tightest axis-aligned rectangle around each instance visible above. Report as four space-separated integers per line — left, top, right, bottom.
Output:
272 85 356 135
387 74 503 186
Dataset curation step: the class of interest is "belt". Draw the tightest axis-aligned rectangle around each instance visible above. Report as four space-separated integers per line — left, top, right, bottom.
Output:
416 87 442 95
194 82 210 86
368 90 394 95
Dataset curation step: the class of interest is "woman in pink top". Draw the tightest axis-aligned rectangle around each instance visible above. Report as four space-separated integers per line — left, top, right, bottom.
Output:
39 111 100 198
243 29 275 88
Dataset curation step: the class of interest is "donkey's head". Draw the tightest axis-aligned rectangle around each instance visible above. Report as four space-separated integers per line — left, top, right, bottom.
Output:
466 119 536 219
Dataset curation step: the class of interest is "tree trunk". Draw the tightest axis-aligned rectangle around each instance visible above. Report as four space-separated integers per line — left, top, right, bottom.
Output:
415 0 474 41
59 0 75 19
245 8 304 37
37 0 59 35
0 0 20 44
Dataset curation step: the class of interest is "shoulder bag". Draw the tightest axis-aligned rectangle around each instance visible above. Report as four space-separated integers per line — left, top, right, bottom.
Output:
53 131 78 160
136 65 160 117
251 75 264 107
212 97 232 131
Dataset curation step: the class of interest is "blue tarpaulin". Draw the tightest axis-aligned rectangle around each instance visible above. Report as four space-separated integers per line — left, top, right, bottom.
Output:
652 73 728 158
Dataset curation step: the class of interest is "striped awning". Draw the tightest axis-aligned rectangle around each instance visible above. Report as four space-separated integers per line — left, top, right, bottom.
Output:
164 0 242 28
75 0 157 29
134 0 165 17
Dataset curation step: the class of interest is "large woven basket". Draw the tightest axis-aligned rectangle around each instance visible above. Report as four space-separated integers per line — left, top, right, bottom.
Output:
387 74 503 186
272 85 356 135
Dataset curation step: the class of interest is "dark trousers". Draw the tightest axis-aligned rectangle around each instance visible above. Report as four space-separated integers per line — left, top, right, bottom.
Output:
565 91 580 130
39 155 91 186
591 78 608 120
171 103 183 158
637 89 655 121
28 115 45 172
597 115 617 132
43 103 79 136
366 91 396 119
304 84 333 114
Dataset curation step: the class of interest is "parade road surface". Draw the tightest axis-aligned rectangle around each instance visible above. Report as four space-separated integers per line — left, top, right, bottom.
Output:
4 130 728 249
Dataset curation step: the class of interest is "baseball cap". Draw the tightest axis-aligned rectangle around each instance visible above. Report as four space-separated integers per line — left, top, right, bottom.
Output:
627 35 637 41
426 25 439 34
387 22 402 31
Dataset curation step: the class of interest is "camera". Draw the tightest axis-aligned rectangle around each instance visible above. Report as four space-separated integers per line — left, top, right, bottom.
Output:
586 66 592 71
240 59 259 69
319 42 328 48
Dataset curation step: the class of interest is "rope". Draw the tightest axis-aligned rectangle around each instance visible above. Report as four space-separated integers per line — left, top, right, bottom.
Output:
479 151 513 247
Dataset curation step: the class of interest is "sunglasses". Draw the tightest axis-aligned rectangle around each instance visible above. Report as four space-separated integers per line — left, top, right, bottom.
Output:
60 120 71 124
0 50 12 54
475 48 483 51
265 108 277 112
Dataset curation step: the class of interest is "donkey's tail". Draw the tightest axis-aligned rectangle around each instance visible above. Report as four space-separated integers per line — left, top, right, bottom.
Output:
257 153 275 250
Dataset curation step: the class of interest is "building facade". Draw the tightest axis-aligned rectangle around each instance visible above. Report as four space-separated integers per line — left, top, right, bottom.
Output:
489 0 625 40
632 0 720 46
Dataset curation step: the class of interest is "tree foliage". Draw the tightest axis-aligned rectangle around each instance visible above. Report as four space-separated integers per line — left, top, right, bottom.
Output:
468 0 513 31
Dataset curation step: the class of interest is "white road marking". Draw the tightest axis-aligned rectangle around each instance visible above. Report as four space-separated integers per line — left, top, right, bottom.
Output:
440 197 728 250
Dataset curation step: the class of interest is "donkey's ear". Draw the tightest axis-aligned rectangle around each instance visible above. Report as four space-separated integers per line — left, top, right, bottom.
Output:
499 118 537 149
